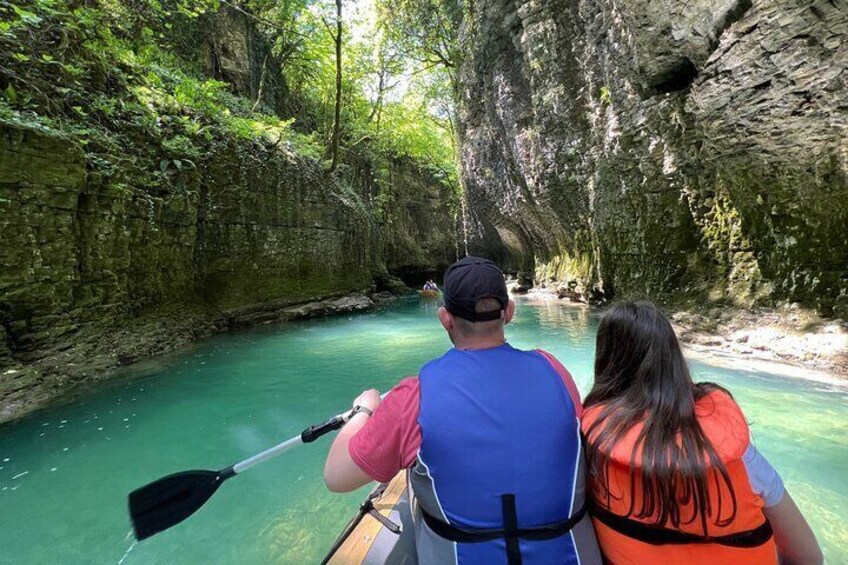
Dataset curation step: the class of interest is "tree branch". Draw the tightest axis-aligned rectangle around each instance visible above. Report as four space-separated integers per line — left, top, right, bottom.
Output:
321 16 337 42
219 0 310 40
251 54 269 113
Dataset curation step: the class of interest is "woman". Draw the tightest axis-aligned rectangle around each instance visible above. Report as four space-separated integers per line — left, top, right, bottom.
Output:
582 301 822 564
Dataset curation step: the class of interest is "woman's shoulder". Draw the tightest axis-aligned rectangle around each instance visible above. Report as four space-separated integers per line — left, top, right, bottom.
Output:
695 387 750 461
693 387 744 420
580 403 604 432
581 387 750 462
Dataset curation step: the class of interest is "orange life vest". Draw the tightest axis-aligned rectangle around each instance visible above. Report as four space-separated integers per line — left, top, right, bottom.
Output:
581 390 777 565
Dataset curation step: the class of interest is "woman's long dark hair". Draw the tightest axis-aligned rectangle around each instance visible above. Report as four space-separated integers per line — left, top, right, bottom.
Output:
584 301 737 534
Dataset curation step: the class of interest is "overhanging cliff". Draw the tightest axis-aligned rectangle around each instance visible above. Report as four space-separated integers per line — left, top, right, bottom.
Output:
457 0 847 314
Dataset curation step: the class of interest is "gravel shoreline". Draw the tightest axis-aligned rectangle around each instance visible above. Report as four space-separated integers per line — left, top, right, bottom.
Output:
514 286 848 383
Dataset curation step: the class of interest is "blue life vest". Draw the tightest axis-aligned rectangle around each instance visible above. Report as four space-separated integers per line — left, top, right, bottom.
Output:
413 343 599 564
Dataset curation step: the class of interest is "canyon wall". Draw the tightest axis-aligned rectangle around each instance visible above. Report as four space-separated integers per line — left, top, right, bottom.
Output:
0 121 459 422
0 5 459 422
458 0 847 314
362 158 459 281
0 122 377 421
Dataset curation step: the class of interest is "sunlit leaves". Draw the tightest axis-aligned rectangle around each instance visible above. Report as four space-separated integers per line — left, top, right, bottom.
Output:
375 0 463 71
4 84 17 105
11 5 43 25
0 0 459 188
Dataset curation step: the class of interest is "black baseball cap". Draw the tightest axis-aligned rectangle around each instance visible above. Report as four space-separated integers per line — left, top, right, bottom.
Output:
443 256 509 322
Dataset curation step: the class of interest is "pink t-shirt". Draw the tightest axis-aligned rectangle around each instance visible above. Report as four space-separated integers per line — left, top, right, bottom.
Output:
348 350 583 483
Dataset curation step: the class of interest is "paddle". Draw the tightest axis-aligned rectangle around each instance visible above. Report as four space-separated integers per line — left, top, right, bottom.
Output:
128 400 376 541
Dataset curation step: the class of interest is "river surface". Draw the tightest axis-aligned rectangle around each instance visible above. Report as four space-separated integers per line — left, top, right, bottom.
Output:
0 297 846 563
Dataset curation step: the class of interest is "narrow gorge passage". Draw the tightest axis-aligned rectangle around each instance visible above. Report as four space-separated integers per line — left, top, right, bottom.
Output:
1 0 846 563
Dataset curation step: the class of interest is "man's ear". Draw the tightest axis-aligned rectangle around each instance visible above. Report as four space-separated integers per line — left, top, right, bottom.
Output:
503 299 516 325
437 306 454 333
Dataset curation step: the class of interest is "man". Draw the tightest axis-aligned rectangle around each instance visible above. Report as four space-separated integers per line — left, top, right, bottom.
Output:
324 257 600 564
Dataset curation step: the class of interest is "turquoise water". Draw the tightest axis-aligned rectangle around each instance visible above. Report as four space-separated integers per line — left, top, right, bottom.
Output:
0 297 846 563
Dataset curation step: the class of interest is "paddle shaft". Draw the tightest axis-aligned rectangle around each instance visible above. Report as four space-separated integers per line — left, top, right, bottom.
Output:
129 393 389 541
229 393 387 476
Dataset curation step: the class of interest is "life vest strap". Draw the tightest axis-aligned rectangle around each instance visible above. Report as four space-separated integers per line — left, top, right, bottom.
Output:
501 494 522 565
589 502 774 548
420 503 587 544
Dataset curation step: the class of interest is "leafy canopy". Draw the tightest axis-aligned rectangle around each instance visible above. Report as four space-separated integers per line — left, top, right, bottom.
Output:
0 0 463 188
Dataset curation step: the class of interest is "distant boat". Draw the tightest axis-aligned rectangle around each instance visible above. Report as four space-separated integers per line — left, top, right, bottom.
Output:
418 289 440 299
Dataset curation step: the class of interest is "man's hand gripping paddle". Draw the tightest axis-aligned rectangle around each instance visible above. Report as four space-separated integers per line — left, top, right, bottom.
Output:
128 396 383 541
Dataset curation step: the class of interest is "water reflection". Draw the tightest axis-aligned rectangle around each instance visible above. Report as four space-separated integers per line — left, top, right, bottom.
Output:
524 298 595 339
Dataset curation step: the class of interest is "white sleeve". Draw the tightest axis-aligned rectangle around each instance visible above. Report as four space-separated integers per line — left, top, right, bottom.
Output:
742 443 786 508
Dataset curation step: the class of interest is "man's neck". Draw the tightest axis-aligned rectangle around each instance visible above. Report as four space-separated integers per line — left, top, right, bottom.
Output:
453 334 507 351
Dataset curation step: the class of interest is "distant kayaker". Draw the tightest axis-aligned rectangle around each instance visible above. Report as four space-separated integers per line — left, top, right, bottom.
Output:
324 256 601 564
582 301 823 565
422 279 439 291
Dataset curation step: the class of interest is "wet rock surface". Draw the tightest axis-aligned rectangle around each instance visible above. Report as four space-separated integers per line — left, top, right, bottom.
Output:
457 0 847 315
672 306 848 377
0 122 373 421
345 156 459 280
0 120 454 422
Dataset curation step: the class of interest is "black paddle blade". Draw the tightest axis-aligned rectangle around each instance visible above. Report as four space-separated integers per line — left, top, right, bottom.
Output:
129 470 226 541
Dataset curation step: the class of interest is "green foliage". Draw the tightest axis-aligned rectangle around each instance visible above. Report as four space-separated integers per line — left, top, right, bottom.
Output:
0 0 315 196
375 0 464 72
226 0 460 183
374 92 455 179
0 0 461 196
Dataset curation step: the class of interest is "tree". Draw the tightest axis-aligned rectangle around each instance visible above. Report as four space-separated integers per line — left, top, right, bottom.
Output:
322 0 343 171
366 40 402 130
235 0 460 177
375 0 465 91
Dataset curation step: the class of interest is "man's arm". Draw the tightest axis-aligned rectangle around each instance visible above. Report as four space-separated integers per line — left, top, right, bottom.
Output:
323 378 422 493
323 389 382 493
536 349 583 416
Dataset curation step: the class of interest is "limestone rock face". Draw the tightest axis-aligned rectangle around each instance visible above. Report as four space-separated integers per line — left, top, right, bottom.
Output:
203 6 292 117
196 140 372 309
374 161 458 279
457 0 847 314
0 121 372 421
0 3 461 421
